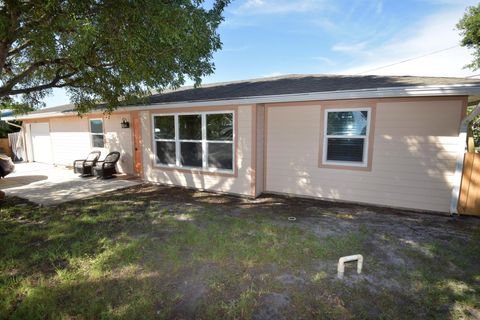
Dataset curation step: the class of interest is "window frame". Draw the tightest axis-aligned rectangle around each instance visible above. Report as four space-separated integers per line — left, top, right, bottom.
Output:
89 118 105 148
151 110 235 174
321 107 371 168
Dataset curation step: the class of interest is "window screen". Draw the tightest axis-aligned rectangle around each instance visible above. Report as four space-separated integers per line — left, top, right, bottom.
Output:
324 110 369 165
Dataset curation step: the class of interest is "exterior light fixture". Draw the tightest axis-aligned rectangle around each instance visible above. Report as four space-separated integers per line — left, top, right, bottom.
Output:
121 118 130 128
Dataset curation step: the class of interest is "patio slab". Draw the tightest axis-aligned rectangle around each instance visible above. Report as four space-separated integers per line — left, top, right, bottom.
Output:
0 162 142 205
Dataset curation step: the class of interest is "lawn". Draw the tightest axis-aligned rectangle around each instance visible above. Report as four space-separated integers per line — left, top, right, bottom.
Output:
0 184 479 319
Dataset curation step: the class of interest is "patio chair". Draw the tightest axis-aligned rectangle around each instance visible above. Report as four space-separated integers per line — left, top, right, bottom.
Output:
93 151 120 179
73 151 101 176
0 153 14 178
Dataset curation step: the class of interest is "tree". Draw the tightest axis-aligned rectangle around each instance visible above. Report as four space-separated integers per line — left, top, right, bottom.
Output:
458 4 480 70
458 5 480 150
0 0 230 114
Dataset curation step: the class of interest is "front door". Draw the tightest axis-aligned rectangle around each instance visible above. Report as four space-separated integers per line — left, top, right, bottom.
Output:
132 113 142 175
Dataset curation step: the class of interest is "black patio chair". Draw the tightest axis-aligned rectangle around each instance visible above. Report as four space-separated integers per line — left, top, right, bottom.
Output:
93 151 120 179
73 151 101 176
0 153 14 178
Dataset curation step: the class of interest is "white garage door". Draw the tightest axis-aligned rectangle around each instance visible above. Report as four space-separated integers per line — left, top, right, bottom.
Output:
30 123 53 164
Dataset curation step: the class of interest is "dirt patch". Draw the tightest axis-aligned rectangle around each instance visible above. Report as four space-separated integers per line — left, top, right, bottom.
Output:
253 293 290 320
3 184 480 319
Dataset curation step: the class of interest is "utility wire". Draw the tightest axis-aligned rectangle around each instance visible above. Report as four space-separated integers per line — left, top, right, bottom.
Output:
355 45 460 75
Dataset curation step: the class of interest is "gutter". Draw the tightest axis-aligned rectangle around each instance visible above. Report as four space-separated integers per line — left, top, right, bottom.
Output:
4 83 480 121
450 102 480 215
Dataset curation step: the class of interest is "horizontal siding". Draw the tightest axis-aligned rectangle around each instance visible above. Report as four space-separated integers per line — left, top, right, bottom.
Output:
104 114 134 174
265 100 463 212
142 105 254 196
48 115 134 174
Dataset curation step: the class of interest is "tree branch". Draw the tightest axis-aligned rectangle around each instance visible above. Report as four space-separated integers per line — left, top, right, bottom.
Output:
7 40 32 57
0 58 71 96
7 70 77 95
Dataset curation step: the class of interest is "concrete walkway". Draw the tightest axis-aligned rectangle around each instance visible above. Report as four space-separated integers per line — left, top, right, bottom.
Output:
1 163 142 205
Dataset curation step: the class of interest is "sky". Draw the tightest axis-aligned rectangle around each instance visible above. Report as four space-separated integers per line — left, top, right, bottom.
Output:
43 0 480 107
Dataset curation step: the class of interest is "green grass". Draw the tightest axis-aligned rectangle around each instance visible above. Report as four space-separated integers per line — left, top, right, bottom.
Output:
0 188 479 319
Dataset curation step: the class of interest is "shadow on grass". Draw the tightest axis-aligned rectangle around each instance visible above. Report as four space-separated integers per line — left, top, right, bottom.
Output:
0 184 479 319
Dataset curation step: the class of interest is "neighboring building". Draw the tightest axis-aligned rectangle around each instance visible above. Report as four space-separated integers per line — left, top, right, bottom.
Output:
4 74 480 213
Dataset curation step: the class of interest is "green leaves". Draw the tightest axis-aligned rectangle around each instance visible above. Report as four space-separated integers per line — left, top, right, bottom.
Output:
0 0 230 113
458 4 480 70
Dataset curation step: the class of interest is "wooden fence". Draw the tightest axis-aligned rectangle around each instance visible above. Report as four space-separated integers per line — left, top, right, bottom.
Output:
458 152 480 216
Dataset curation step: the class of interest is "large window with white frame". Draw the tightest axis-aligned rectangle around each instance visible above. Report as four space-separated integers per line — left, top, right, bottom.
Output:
322 108 370 166
89 119 105 148
153 112 234 171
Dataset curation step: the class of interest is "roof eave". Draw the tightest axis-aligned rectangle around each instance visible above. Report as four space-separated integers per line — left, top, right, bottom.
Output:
5 84 480 120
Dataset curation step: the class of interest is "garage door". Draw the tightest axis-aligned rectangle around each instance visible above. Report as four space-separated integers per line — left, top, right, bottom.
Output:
30 123 53 164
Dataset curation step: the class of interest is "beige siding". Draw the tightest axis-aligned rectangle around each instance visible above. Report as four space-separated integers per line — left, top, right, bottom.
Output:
23 122 33 162
25 114 134 174
104 114 134 174
255 105 265 196
265 99 463 212
141 105 254 196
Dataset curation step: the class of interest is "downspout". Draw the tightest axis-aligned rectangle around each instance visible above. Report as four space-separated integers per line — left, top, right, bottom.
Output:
450 101 480 215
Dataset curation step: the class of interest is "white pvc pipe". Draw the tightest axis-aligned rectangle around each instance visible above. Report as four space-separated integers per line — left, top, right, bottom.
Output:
337 254 363 279
4 120 22 129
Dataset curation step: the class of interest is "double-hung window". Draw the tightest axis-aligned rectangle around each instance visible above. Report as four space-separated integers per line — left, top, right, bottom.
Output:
322 108 370 167
90 119 105 148
153 112 234 172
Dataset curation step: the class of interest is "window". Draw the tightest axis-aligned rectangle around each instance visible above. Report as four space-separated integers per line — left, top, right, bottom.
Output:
323 109 370 166
153 112 234 171
90 119 104 148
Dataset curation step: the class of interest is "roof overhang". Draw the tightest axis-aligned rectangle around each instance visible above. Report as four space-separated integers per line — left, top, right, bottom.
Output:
5 83 480 121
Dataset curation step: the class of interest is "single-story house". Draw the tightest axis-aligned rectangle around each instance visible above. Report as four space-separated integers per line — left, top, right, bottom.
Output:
4 74 480 214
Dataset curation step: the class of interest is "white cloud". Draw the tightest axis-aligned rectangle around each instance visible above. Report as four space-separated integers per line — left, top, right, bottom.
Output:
313 56 336 66
310 17 337 32
233 0 327 15
332 41 370 54
332 8 478 77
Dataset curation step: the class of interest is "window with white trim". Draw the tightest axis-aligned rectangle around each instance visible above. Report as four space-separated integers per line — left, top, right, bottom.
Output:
323 109 370 166
153 112 234 171
89 119 105 148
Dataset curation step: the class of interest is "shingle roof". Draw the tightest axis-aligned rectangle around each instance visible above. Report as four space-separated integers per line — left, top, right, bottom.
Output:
6 74 480 118
147 74 480 104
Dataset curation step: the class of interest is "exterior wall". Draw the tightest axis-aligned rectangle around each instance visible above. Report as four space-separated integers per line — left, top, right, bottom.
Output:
255 104 265 196
264 98 465 212
23 122 33 162
103 113 134 174
23 114 134 174
140 105 254 196
50 117 90 165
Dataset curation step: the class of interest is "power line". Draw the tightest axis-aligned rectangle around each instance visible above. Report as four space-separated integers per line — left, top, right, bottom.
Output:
466 73 480 78
355 45 460 75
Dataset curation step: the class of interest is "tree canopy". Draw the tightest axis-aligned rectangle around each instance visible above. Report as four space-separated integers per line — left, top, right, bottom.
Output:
458 3 480 71
0 0 230 113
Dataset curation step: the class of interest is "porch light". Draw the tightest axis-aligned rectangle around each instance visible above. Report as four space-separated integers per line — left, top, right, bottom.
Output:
121 118 130 128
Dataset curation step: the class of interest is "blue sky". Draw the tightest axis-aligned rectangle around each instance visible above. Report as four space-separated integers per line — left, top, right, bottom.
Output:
44 0 480 107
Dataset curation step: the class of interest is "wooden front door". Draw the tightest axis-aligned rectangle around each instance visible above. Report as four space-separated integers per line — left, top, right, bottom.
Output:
132 113 142 176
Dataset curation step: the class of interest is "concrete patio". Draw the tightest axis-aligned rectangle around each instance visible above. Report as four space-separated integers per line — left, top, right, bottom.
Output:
0 162 142 205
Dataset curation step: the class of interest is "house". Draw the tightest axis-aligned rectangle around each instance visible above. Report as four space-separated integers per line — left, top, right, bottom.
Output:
4 74 480 213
